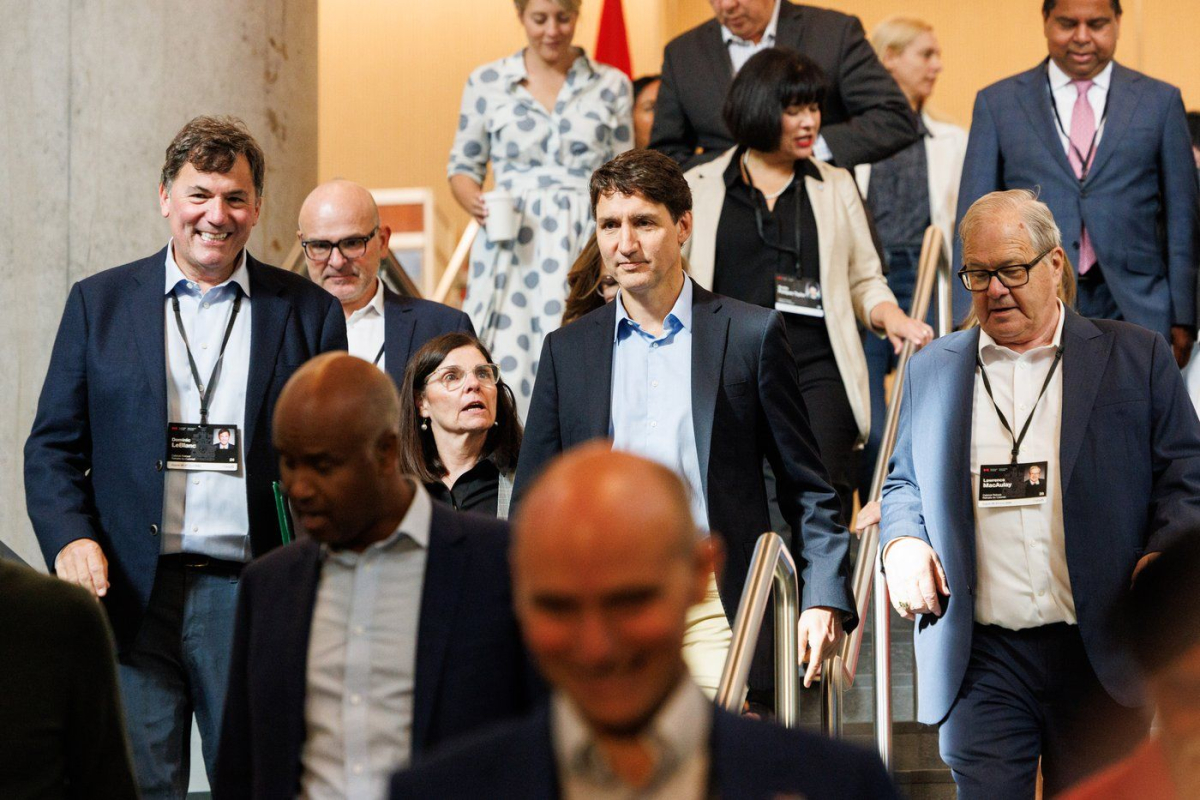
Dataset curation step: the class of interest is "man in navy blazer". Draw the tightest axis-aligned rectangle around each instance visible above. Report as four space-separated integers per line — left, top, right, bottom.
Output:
215 354 538 799
24 116 347 796
954 0 1198 366
513 150 854 699
881 190 1200 797
391 445 897 800
300 180 474 384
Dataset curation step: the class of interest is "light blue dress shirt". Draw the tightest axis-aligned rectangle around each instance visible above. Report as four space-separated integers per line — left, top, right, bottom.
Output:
610 278 709 530
161 244 253 562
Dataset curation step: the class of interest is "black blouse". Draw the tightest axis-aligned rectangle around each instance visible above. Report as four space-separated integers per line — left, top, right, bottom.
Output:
425 456 500 517
714 149 835 371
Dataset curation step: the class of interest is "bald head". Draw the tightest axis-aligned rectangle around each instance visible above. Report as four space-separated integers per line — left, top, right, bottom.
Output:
298 180 390 316
512 444 710 737
273 353 410 550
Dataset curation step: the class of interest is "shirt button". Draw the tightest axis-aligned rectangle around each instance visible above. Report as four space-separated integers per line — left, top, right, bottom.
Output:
201 343 208 350
353 625 364 635
651 381 659 388
650 421 658 428
191 525 199 532
1038 590 1046 597
352 763 364 775
350 694 362 705
1019 404 1028 412
202 302 210 309
192 478 200 485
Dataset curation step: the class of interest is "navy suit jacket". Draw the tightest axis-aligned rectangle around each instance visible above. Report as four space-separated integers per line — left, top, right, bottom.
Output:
381 283 474 390
881 311 1200 724
23 248 347 652
388 703 899 799
954 61 1198 334
213 502 542 800
513 282 854 688
649 1 917 169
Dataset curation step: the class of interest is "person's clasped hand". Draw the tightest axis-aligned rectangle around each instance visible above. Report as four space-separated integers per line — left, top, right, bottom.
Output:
881 537 949 621
54 538 110 599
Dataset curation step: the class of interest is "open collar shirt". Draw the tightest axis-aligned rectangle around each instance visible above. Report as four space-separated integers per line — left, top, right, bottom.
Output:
161 243 253 562
300 481 432 800
971 301 1076 629
346 277 386 371
1047 59 1112 160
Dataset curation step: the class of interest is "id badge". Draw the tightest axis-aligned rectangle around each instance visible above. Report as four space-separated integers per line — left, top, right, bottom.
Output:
774 274 825 318
167 423 241 471
978 461 1048 507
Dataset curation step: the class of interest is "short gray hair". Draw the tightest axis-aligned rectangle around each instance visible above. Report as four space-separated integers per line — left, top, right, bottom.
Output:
958 189 1062 255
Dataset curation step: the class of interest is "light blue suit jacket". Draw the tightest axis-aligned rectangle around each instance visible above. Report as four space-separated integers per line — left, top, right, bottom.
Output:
881 311 1200 724
954 61 1198 336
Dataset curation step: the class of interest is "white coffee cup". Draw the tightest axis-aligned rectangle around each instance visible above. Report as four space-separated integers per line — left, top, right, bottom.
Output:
482 189 517 242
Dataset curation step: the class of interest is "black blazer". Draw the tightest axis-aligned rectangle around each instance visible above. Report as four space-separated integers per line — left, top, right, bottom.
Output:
213 502 543 799
389 703 899 799
381 283 475 390
512 282 855 688
649 1 917 170
23 248 347 652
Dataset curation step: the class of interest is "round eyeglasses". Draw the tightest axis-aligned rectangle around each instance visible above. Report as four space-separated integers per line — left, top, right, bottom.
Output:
424 363 501 392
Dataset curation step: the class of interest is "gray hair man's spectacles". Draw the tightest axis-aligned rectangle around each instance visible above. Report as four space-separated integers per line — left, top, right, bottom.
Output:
958 248 1053 292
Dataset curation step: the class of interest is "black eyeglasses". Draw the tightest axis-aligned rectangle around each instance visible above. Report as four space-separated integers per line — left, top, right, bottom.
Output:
424 363 501 392
958 248 1053 292
300 226 380 262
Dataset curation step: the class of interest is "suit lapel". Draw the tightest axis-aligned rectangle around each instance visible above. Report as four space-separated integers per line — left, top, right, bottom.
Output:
806 170 835 291
690 284 728 502
1059 311 1109 492
1015 64 1077 184
1084 63 1139 184
131 250 168 418
284 542 323 773
939 331 980 575
243 258 292 450
412 504 469 752
383 285 417 383
699 21 734 99
585 305 616 439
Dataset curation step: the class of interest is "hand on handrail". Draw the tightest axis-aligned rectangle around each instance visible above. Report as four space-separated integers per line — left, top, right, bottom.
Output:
870 302 935 355
881 538 950 621
852 501 881 537
798 607 845 688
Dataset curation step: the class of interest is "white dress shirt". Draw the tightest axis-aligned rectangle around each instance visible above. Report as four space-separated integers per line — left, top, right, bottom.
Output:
346 277 386 371
610 278 709 530
971 302 1076 629
552 677 712 800
1047 59 1112 160
300 482 432 800
161 243 253 562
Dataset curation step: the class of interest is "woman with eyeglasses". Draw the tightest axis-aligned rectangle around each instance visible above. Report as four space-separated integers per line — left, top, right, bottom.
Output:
683 48 932 522
398 333 524 519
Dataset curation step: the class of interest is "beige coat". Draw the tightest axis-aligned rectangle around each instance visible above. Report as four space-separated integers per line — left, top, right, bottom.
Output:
684 149 896 444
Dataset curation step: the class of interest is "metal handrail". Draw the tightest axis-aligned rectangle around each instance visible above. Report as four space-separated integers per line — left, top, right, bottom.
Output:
714 532 800 728
830 225 953 768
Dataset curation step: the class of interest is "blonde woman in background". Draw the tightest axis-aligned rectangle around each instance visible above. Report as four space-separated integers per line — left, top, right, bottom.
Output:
449 0 632 419
856 16 968 499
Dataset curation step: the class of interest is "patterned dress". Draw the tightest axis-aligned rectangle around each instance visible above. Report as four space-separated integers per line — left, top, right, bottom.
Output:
449 48 632 419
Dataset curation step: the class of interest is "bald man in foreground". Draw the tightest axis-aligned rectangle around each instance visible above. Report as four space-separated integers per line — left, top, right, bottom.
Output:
214 354 539 800
389 444 898 799
299 180 473 384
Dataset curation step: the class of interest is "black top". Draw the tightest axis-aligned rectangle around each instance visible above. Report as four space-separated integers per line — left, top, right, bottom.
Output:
425 456 500 517
714 150 836 370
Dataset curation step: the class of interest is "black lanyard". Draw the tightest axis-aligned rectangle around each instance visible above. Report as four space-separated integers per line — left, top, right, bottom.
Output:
742 153 804 277
373 342 385 366
171 290 243 426
976 346 1064 464
1044 66 1110 183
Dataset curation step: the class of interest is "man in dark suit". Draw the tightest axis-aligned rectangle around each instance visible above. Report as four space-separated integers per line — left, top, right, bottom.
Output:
391 445 898 799
513 149 854 700
215 353 538 799
955 0 1198 366
300 179 474 384
881 189 1200 797
649 0 918 169
23 116 348 797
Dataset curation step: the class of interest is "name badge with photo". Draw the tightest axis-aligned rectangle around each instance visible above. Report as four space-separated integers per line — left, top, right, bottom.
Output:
774 274 825 318
978 461 1048 507
167 423 241 471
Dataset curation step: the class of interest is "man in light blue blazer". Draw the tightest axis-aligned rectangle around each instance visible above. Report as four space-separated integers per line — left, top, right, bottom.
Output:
881 190 1200 798
954 0 1198 367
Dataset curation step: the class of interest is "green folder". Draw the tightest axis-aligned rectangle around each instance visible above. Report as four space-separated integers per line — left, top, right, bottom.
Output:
272 481 294 545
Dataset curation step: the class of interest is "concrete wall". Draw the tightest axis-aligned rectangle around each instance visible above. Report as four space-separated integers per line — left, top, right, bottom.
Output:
1 0 318 569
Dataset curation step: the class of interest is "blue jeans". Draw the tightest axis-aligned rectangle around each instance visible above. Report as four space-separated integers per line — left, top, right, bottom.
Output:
118 557 241 799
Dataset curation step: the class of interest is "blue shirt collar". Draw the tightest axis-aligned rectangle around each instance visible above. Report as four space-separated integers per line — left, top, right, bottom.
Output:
164 241 251 298
613 275 693 342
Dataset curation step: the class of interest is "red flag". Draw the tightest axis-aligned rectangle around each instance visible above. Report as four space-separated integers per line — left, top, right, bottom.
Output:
594 0 632 78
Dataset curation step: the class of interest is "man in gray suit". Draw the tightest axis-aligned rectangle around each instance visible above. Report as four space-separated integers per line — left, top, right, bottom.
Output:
955 0 1198 366
649 0 917 170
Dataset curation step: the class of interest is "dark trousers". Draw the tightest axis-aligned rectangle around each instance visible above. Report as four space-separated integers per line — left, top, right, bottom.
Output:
939 623 1149 799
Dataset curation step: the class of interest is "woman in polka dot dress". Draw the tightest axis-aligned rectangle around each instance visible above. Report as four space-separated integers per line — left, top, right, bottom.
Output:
448 0 632 419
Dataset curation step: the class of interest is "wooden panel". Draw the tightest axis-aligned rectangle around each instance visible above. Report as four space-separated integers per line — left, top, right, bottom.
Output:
378 204 425 234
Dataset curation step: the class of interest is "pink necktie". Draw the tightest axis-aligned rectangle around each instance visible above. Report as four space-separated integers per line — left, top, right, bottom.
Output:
1069 79 1096 274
